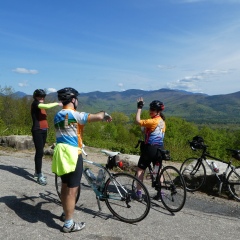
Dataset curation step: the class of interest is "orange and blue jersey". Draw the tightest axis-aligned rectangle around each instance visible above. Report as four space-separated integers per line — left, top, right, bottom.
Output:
139 116 165 146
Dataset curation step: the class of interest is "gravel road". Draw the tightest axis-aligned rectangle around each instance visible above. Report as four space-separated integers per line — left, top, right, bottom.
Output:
0 147 239 240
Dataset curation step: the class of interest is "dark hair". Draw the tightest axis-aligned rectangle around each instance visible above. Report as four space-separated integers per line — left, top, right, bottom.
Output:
160 112 166 121
33 89 46 99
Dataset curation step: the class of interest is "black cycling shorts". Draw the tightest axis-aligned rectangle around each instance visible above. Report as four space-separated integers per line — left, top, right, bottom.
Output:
61 154 83 188
138 144 163 170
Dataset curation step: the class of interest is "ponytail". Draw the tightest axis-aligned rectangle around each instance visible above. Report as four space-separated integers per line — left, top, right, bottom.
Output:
160 112 165 121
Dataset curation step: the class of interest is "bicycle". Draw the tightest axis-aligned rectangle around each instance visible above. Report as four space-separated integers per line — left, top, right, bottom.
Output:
55 147 151 223
134 140 187 212
180 136 240 201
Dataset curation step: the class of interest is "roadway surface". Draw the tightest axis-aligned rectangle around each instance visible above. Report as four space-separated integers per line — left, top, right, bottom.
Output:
0 148 239 240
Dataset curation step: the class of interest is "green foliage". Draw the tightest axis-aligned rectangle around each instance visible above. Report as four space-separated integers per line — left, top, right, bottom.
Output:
0 87 240 165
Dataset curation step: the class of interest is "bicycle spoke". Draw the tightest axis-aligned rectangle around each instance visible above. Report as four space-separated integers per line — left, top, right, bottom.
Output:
227 166 240 201
180 158 206 192
159 166 186 212
104 173 150 223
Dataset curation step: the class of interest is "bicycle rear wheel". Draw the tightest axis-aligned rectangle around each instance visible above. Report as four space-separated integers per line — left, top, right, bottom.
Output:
55 174 80 204
180 158 206 192
227 166 240 201
158 166 186 212
104 172 150 223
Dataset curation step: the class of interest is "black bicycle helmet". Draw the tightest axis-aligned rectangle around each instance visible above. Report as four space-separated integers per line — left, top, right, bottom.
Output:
190 136 204 150
149 100 165 111
57 87 79 102
33 89 46 99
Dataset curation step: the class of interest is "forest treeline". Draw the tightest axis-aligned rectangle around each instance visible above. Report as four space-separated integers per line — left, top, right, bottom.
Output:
0 86 240 163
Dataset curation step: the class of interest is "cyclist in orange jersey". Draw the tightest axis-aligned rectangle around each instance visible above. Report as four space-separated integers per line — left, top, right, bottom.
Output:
135 97 166 201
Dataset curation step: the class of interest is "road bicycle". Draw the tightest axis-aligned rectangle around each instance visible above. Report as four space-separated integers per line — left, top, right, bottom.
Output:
134 140 187 212
180 136 240 201
55 147 151 223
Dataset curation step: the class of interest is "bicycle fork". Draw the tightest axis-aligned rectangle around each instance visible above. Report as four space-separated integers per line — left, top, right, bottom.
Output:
190 159 202 175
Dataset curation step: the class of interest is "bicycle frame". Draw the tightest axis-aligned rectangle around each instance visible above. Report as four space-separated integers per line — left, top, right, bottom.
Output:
197 148 237 194
82 158 130 210
146 162 162 188
182 140 240 198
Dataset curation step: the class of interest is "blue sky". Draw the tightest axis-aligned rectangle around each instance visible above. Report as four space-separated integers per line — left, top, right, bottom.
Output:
0 0 240 96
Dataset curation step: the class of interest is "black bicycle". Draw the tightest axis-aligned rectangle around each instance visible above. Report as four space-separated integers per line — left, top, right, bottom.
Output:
134 140 187 212
180 136 240 201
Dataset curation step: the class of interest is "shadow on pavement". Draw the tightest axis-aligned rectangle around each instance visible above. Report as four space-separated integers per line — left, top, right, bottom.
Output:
0 192 61 230
0 164 36 183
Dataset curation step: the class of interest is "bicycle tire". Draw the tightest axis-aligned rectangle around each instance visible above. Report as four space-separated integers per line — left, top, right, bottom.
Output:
180 158 206 192
104 172 151 223
227 166 240 201
158 166 187 212
55 174 81 204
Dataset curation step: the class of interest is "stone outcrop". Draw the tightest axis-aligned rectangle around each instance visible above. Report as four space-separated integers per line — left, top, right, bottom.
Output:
0 135 55 155
0 135 35 150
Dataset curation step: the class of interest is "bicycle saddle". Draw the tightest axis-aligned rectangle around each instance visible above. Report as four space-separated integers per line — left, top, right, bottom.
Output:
101 150 121 157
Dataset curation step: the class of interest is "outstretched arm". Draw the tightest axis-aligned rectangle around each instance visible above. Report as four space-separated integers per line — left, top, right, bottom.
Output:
38 102 62 109
88 111 112 122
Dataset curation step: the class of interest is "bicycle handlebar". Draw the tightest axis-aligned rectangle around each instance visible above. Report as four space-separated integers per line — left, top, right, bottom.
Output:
226 148 240 154
188 140 208 151
188 140 240 160
135 139 143 148
81 144 87 156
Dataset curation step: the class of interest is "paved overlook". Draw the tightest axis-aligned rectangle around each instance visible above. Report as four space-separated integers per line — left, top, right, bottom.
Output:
0 146 239 240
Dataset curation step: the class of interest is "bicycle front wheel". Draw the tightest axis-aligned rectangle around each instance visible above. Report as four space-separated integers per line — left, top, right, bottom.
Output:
227 166 240 201
180 158 206 192
104 172 151 223
55 174 80 204
158 166 186 212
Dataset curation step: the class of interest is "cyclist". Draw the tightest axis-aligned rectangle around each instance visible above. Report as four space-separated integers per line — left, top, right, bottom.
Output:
52 87 112 233
31 89 62 185
135 97 166 200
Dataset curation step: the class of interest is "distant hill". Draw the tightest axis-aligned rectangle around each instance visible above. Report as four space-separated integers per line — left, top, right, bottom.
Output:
14 88 240 124
11 91 27 98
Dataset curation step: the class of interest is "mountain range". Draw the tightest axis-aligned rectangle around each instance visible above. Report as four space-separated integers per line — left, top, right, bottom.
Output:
10 88 240 124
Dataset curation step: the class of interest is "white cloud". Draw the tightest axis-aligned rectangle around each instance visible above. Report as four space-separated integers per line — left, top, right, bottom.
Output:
167 68 231 93
12 68 38 74
18 81 28 87
167 78 201 92
47 88 57 93
118 83 125 91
